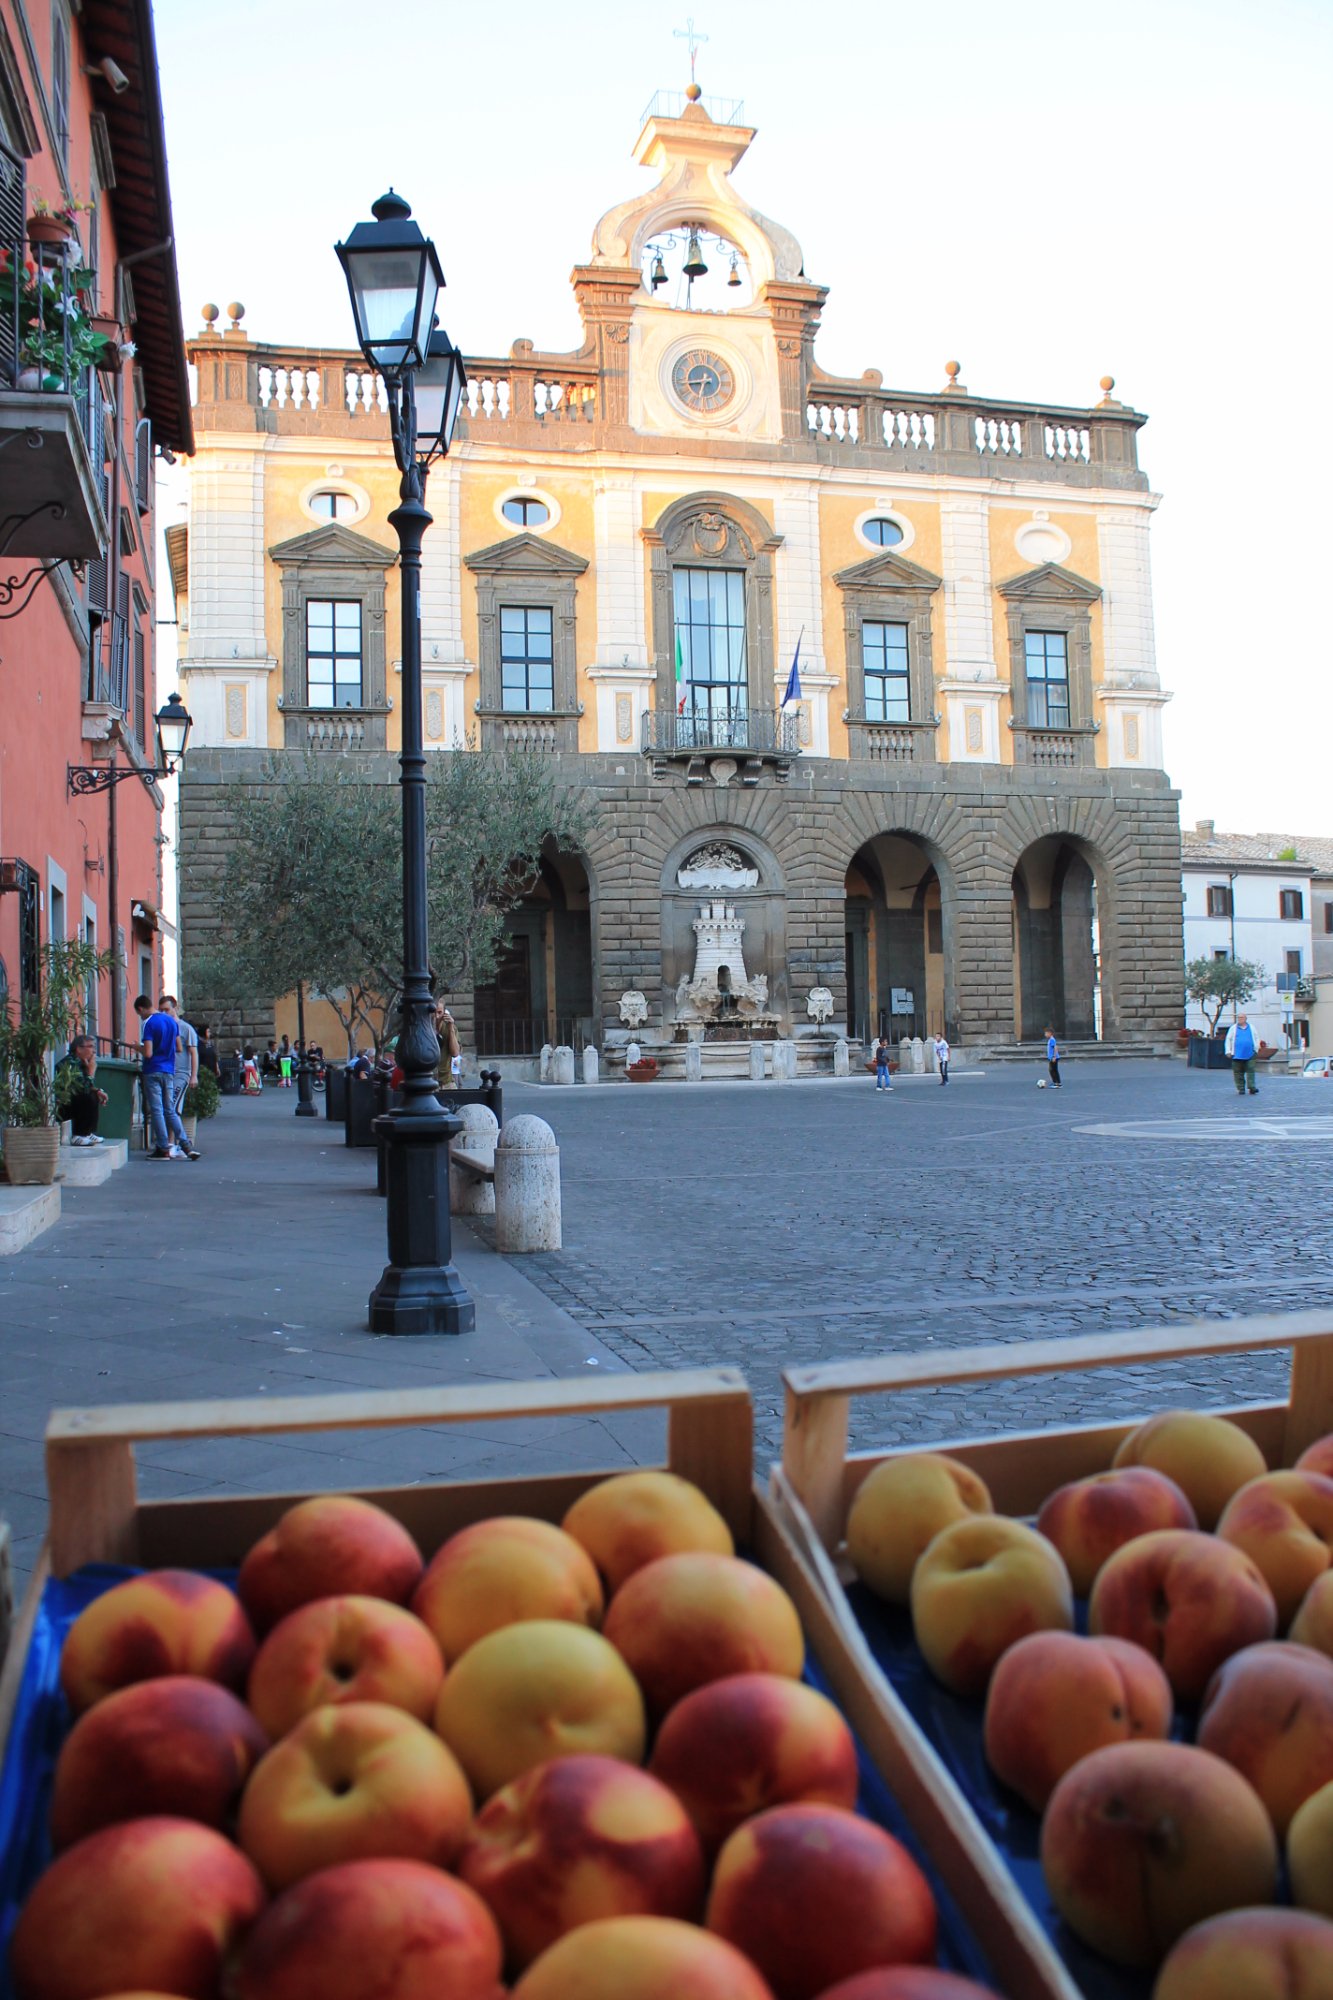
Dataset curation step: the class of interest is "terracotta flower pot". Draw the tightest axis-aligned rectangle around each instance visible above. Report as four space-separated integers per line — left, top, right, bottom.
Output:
626 1058 659 1083
2 1125 61 1185
27 214 73 248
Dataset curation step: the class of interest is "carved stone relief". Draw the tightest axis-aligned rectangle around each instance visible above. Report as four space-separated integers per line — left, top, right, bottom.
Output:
224 685 246 739
678 843 759 890
615 692 633 743
965 706 984 753
425 689 444 740
806 986 834 1023
618 988 648 1027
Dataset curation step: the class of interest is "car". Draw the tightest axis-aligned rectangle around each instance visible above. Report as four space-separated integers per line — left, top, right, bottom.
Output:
1301 1056 1333 1079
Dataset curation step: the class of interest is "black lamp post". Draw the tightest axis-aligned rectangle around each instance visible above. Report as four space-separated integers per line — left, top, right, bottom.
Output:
294 980 318 1118
336 191 473 1335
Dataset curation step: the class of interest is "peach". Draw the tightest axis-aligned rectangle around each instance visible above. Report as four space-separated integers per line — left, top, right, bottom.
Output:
1197 1641 1333 1835
59 1570 255 1715
234 1857 503 2000
648 1671 859 1854
1041 1741 1277 1968
1036 1466 1197 1595
237 1494 423 1635
9 1817 265 2000
1218 1470 1333 1626
246 1594 443 1739
707 1803 936 2000
1088 1529 1277 1701
434 1619 646 1799
1291 1572 1333 1656
1298 1434 1333 1480
1112 1410 1267 1530
815 1976 1004 2000
601 1552 804 1718
458 1752 704 1970
237 1699 472 1888
411 1515 603 1664
562 1470 734 1591
844 1453 992 1605
983 1630 1172 1812
509 1914 775 2000
1288 1776 1333 1917
909 1516 1073 1700
1153 1907 1333 1998
50 1674 268 1849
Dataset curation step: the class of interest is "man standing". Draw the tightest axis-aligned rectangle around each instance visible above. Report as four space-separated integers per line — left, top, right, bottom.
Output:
934 1032 950 1086
139 996 194 1160
57 1036 107 1146
1225 1012 1260 1096
163 997 200 1149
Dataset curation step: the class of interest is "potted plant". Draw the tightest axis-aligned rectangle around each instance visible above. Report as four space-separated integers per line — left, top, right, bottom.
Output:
0 939 114 1185
1 246 111 390
25 192 92 248
182 1066 221 1145
626 1056 659 1083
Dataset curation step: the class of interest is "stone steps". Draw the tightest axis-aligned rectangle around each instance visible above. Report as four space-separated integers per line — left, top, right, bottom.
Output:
57 1138 129 1185
979 1041 1176 1064
0 1184 60 1255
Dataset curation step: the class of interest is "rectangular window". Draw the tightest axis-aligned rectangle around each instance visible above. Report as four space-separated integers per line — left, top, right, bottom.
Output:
499 605 555 713
1325 904 1333 935
133 624 145 746
1213 947 1231 961
862 621 911 722
306 599 363 708
1025 630 1070 729
51 5 70 166
672 567 747 723
1287 949 1303 979
1206 884 1232 917
1280 888 1304 919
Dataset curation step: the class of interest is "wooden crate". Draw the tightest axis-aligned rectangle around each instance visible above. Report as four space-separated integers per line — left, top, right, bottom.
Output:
772 1309 1333 2000
0 1366 1079 2000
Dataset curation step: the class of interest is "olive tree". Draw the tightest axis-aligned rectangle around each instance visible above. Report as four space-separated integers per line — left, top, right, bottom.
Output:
1185 955 1264 1035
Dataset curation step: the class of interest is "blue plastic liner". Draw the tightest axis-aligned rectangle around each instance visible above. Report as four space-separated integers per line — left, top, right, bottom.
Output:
0 1565 1012 1999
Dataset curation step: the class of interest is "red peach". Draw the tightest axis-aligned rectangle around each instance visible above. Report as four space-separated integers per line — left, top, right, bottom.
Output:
10 1817 265 2000
509 1915 775 2000
815 1975 1004 2000
1297 1435 1333 1480
1196 1641 1333 1835
458 1752 704 1970
1040 1742 1278 1968
237 1495 423 1635
910 1516 1074 1700
706 1803 937 2000
59 1571 255 1716
1088 1529 1277 1701
562 1471 734 1591
1036 1466 1197 1595
1153 1907 1333 1998
237 1700 473 1888
411 1515 603 1664
50 1674 267 1848
234 1857 503 2000
246 1593 443 1739
1112 1411 1267 1530
1217 1469 1333 1627
602 1553 804 1718
983 1631 1172 1812
649 1671 859 1854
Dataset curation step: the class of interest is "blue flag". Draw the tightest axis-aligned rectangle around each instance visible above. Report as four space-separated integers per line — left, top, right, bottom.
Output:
782 630 803 708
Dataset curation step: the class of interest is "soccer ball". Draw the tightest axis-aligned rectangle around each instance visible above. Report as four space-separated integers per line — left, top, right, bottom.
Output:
1037 1078 1047 1089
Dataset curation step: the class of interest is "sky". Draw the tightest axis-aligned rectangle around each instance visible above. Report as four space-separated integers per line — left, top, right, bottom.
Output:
153 0 1332 836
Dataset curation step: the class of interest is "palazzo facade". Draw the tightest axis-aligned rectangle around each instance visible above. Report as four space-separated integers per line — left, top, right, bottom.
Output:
175 92 1182 1062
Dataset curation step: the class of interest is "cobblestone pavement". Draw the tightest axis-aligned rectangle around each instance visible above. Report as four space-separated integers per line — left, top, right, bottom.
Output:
503 1059 1333 1461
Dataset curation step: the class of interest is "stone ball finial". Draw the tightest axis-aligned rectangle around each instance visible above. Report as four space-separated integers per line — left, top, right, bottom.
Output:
944 359 961 385
685 81 702 100
201 303 219 326
1100 374 1115 393
226 301 245 328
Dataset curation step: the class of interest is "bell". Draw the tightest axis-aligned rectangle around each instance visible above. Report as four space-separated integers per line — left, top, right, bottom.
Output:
727 254 742 288
682 228 708 280
650 252 667 291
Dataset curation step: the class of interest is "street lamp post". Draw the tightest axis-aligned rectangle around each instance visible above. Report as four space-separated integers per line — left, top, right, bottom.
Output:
294 980 318 1118
336 192 473 1335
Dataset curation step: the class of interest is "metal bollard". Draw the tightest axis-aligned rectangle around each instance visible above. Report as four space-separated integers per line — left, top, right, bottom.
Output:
449 1103 499 1216
495 1115 562 1253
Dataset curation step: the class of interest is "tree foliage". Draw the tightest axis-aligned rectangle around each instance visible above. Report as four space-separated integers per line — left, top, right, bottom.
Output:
1185 954 1263 1034
188 750 593 1051
0 939 118 1127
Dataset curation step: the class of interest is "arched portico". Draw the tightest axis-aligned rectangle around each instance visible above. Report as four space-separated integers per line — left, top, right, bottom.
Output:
1011 834 1107 1041
845 831 956 1042
473 840 595 1056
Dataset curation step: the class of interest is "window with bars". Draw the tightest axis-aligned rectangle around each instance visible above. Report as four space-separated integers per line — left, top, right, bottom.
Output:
1024 630 1071 728
1206 884 1232 917
1280 888 1305 920
499 606 555 712
673 566 747 721
862 620 911 722
306 600 363 707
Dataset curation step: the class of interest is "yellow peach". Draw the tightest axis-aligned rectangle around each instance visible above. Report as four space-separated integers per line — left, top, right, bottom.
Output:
845 1454 992 1606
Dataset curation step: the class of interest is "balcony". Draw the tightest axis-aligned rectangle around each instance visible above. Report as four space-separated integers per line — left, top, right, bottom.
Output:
0 236 110 561
1010 723 1098 771
474 707 580 753
845 716 939 765
642 705 799 783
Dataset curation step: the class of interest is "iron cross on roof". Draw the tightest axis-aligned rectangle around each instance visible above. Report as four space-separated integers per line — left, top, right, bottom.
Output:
674 15 708 82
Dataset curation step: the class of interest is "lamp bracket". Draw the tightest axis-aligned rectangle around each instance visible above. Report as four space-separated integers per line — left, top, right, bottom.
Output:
67 760 166 797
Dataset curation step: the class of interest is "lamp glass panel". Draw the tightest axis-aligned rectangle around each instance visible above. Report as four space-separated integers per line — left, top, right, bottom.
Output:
347 248 435 367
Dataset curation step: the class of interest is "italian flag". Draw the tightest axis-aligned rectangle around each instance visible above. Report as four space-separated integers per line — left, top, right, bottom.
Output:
676 628 687 714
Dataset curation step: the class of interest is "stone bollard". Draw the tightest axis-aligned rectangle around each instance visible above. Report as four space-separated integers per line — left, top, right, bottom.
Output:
582 1044 599 1086
550 1045 576 1086
539 1043 553 1083
495 1115 561 1253
925 1037 937 1074
749 1042 766 1081
910 1036 925 1074
449 1103 498 1217
834 1038 850 1078
684 1042 703 1082
774 1039 796 1082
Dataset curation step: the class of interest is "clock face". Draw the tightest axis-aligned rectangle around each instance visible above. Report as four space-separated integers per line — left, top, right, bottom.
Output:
671 348 735 416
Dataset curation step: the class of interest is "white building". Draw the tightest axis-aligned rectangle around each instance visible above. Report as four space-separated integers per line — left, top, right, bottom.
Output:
1182 823 1315 1050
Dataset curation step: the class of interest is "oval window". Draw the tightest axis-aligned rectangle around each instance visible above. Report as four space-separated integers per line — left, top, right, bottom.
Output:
862 516 904 548
310 490 357 521
502 496 550 528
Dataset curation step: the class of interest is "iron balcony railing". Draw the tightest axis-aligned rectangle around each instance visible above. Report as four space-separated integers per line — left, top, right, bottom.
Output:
641 706 801 757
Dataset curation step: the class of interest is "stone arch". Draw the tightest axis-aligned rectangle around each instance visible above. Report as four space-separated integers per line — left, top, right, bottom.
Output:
643 491 783 718
473 837 596 1059
1008 830 1114 1042
658 823 786 896
843 823 959 1043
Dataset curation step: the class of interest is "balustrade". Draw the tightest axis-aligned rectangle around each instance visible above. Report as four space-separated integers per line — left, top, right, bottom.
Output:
846 718 937 764
306 712 366 750
641 706 800 756
1011 725 1095 770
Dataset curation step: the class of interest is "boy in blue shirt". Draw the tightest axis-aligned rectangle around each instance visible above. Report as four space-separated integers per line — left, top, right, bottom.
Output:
1046 1027 1061 1088
139 996 193 1158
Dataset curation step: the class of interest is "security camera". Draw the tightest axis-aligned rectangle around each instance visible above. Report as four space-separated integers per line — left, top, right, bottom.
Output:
84 56 130 94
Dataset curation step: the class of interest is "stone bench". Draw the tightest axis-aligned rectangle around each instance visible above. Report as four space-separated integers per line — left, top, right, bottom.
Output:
450 1149 494 1184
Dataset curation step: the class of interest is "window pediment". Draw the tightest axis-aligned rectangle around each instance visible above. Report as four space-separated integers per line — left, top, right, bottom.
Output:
464 532 588 577
997 562 1101 603
832 550 942 594
268 523 396 569
645 491 782 564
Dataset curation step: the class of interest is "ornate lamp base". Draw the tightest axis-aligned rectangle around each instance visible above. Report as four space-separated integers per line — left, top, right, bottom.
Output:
368 1103 475 1335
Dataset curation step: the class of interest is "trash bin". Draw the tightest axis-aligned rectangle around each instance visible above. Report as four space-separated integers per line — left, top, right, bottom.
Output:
95 1056 139 1142
220 1054 243 1096
326 1064 347 1122
345 1073 380 1148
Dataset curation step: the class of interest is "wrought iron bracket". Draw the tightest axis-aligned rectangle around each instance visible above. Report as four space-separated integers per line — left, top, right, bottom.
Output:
0 494 80 619
67 761 162 797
